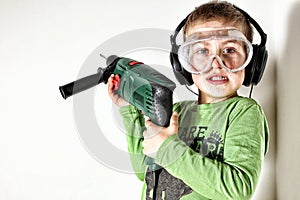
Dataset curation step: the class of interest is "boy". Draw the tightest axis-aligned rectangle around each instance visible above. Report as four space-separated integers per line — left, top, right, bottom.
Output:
107 1 269 199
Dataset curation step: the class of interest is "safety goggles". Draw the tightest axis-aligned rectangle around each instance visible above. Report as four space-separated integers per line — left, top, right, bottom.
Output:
178 28 253 74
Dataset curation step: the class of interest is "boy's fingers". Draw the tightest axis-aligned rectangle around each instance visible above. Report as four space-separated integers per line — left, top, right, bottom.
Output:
145 119 151 127
108 74 116 91
107 74 113 85
144 120 154 138
144 120 163 138
170 112 178 126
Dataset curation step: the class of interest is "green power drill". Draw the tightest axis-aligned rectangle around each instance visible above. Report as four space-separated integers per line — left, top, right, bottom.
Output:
59 55 176 127
59 55 176 199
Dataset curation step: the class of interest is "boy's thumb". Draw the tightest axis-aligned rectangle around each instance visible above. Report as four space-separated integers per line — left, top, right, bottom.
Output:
170 112 178 127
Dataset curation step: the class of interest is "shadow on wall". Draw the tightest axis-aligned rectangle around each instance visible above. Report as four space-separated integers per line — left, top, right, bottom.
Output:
276 2 300 200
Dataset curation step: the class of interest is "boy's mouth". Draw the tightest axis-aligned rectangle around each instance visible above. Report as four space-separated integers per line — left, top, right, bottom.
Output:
207 75 229 84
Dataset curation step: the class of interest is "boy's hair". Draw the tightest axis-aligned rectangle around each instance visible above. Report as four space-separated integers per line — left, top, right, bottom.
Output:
183 1 253 42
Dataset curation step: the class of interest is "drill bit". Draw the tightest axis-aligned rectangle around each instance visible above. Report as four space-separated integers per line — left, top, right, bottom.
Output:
99 53 107 60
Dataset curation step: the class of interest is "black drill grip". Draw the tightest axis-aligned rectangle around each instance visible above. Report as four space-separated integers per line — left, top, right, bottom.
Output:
145 85 174 200
146 84 173 172
59 69 104 99
150 84 173 127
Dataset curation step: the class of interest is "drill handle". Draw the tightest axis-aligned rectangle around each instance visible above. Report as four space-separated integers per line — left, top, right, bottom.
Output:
59 55 120 100
149 84 174 127
145 84 174 171
59 69 105 99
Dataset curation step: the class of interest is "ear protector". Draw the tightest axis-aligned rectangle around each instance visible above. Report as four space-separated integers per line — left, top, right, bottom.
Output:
169 5 268 87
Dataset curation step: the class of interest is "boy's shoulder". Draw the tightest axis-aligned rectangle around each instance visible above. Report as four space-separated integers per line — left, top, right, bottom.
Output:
231 96 260 106
173 100 196 110
232 96 263 111
173 96 262 112
228 96 264 115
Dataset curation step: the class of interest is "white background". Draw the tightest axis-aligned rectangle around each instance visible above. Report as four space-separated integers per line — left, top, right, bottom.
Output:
0 0 298 199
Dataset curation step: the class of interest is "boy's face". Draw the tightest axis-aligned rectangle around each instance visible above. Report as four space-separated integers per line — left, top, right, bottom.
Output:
186 20 246 104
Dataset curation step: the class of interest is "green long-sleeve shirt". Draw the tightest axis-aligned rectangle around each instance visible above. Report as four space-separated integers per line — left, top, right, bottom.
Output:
119 96 269 200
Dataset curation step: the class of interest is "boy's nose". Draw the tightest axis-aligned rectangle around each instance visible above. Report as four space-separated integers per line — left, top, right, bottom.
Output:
211 57 222 69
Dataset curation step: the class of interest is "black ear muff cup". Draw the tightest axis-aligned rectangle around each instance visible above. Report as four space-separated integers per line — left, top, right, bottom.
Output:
243 45 268 87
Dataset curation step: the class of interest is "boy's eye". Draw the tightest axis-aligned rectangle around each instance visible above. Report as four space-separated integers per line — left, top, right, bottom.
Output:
195 48 209 55
223 48 236 54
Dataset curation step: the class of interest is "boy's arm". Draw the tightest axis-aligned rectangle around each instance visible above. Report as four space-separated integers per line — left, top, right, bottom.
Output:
155 104 269 200
119 105 147 181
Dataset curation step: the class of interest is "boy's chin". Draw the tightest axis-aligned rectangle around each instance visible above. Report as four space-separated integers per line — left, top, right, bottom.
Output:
204 89 238 102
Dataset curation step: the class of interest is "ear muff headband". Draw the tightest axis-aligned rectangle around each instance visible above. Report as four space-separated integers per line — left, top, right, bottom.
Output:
233 5 268 86
170 4 268 87
170 14 194 85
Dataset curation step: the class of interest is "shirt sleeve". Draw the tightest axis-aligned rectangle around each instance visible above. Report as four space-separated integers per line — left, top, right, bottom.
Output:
119 105 147 181
155 102 269 200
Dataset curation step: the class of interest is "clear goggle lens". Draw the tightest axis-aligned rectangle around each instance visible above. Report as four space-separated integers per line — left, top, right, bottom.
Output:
178 28 253 74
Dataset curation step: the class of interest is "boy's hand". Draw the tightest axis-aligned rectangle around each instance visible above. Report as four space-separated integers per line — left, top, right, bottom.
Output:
107 74 130 107
142 112 179 158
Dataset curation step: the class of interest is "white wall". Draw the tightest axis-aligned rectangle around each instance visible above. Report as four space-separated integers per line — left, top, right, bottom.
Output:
275 0 300 199
0 0 283 199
